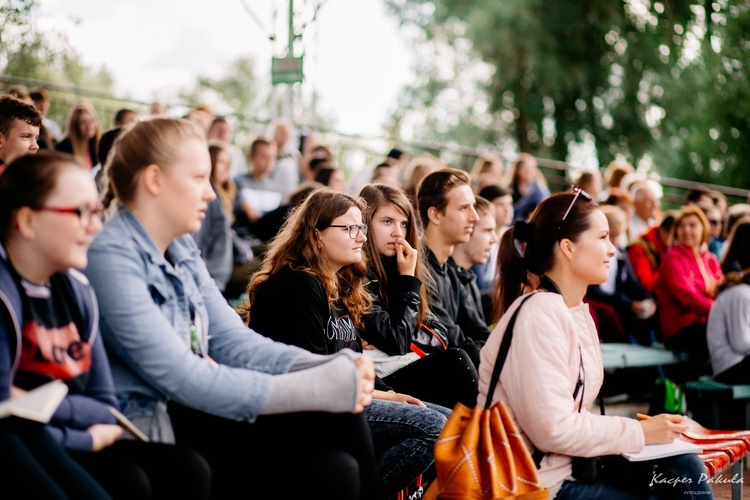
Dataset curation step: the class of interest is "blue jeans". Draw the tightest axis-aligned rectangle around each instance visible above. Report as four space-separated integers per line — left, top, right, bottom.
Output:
556 453 714 499
365 399 451 498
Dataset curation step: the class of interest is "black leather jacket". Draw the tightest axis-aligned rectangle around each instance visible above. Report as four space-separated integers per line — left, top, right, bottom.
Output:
361 258 450 355
450 261 486 324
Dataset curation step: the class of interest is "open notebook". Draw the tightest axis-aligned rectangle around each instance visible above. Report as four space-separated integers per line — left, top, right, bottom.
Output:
0 380 68 423
0 381 149 442
622 438 703 462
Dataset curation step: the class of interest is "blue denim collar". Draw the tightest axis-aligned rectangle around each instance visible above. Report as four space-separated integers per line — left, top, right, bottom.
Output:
113 207 196 267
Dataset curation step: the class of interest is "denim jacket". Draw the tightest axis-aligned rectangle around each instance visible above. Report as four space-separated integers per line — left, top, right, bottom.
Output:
84 207 308 439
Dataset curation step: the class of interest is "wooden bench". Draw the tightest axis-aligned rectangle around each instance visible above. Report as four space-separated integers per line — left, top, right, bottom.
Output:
600 343 688 369
684 378 750 430
682 379 750 500
700 450 745 500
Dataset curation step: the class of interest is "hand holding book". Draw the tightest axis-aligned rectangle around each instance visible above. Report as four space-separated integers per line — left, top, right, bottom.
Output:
0 380 68 423
638 412 689 445
623 413 702 462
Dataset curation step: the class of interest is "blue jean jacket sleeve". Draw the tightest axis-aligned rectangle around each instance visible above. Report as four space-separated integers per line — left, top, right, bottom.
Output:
188 238 309 373
85 237 283 423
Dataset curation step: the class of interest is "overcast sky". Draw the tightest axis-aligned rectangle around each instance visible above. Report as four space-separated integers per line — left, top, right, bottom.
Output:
37 0 413 137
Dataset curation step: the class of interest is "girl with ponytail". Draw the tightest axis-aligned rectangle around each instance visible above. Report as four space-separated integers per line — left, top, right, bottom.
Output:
85 117 380 499
481 188 710 499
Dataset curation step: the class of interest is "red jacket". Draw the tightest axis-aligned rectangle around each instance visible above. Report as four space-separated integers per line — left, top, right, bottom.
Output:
626 226 666 294
654 244 723 343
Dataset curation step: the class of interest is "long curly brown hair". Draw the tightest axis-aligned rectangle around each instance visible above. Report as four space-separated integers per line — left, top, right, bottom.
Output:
241 187 372 328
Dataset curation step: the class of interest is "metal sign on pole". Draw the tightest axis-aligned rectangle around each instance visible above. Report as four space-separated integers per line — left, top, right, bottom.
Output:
272 55 304 85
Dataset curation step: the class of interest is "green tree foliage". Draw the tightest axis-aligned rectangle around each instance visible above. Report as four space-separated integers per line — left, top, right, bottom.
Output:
654 1 750 186
1 0 119 131
386 0 749 188
180 57 259 117
179 56 269 146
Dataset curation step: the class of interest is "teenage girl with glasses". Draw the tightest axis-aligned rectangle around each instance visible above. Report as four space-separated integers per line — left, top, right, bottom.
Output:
243 187 452 499
0 152 211 499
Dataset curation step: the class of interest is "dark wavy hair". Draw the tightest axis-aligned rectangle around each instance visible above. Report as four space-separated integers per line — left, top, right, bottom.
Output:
0 152 86 242
101 116 206 210
492 191 600 322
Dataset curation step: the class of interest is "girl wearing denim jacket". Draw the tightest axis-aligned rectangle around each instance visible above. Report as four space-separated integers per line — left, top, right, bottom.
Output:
85 117 380 499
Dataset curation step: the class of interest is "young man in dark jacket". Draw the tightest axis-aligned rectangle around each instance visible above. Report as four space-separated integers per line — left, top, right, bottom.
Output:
417 168 490 368
451 196 499 325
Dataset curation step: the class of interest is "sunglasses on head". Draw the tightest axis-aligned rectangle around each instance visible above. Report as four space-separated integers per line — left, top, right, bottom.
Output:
557 186 592 234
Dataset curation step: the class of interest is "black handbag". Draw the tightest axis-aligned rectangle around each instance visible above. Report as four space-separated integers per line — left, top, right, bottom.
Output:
571 456 606 483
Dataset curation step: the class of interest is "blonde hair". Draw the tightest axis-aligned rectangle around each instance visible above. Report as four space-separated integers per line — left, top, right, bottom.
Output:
470 153 504 181
402 153 446 196
509 153 547 192
603 159 635 189
474 195 494 218
101 116 206 209
208 142 237 218
64 100 100 162
600 204 627 236
671 205 712 247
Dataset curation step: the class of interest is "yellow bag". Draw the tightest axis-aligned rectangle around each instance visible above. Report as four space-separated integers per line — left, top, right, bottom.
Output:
424 294 549 499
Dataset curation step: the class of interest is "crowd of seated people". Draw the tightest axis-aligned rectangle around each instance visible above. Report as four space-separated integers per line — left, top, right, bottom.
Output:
4 86 750 498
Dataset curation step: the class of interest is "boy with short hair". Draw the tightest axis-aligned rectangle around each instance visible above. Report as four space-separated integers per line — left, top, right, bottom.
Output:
417 167 490 368
234 137 282 227
451 196 499 324
28 87 59 149
0 95 42 174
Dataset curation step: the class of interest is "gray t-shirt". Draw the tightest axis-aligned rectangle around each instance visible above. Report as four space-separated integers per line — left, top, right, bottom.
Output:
707 283 750 376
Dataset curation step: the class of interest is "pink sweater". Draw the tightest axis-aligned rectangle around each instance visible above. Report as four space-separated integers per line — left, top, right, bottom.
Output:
477 292 644 490
654 244 723 343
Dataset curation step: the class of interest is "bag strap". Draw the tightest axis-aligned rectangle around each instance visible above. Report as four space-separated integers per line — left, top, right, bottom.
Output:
484 293 536 410
529 276 606 468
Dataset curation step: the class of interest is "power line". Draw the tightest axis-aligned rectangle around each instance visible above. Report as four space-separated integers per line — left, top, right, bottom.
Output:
237 0 275 42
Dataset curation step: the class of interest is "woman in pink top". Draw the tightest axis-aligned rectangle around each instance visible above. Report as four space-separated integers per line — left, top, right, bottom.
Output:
655 206 723 360
480 188 710 499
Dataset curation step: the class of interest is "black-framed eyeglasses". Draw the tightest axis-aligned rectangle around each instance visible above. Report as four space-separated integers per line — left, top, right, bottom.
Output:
36 205 102 226
329 224 368 239
557 186 592 234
